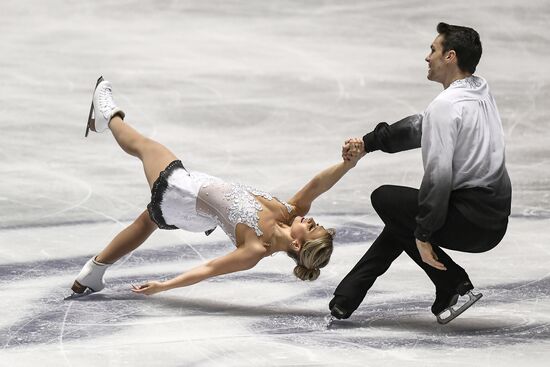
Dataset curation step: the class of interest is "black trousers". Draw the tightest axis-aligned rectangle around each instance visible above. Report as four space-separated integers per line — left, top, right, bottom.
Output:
333 185 508 312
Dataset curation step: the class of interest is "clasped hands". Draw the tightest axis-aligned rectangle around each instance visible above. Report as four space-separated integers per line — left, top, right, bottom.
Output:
342 137 367 166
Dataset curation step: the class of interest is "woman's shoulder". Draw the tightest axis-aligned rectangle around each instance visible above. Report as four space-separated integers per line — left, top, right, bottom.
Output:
240 231 270 256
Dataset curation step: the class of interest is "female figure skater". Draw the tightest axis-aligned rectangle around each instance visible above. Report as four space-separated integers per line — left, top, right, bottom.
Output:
71 77 361 297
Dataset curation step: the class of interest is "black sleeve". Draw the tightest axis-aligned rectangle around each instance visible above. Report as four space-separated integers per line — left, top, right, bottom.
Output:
362 114 423 153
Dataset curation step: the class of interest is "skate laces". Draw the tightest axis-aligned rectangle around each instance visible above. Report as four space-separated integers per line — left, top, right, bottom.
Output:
98 86 117 118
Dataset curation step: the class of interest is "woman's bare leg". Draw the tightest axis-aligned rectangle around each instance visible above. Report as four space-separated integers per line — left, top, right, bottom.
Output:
95 210 157 264
108 116 178 189
94 117 179 263
72 210 157 293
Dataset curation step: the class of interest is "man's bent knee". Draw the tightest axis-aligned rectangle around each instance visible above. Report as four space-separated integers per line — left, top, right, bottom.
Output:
371 185 394 214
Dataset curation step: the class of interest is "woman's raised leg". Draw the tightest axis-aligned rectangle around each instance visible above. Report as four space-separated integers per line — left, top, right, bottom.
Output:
108 116 178 189
72 80 180 295
90 78 178 189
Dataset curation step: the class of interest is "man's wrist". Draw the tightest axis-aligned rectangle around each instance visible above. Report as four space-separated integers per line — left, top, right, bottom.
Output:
414 226 431 242
362 132 376 153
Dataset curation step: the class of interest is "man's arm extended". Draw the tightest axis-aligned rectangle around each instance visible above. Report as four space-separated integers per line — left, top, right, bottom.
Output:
362 114 423 153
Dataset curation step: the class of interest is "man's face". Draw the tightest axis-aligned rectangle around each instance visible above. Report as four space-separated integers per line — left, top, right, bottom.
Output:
425 35 449 83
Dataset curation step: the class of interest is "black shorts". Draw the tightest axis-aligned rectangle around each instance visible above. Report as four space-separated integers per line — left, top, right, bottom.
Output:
147 160 185 230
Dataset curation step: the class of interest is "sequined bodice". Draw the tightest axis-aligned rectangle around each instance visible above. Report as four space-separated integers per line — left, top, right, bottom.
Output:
195 180 293 245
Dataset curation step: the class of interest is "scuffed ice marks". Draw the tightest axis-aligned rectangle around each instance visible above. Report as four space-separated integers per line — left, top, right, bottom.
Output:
0 285 144 348
0 277 219 349
332 221 380 244
253 314 328 335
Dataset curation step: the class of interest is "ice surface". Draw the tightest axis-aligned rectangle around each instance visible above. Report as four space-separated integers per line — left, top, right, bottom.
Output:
1 0 550 366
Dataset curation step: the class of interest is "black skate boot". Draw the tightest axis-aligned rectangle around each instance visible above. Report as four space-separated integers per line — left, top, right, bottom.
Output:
432 280 482 324
329 295 358 320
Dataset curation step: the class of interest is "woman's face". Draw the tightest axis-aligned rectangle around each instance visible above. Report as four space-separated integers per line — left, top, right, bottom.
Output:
290 216 327 244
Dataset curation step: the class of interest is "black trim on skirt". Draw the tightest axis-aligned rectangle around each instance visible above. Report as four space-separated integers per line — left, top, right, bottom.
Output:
147 160 185 230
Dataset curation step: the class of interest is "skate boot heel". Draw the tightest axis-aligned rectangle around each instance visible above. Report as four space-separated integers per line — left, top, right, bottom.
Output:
329 294 360 320
457 281 474 296
71 280 88 294
85 76 125 137
330 304 348 320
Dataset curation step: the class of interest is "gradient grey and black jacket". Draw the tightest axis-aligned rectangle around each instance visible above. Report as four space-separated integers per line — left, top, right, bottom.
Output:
362 76 511 242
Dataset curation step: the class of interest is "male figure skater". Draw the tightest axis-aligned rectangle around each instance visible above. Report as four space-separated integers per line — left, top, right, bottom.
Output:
330 22 511 324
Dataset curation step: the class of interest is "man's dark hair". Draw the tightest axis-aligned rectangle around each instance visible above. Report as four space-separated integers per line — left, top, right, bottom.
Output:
437 22 482 74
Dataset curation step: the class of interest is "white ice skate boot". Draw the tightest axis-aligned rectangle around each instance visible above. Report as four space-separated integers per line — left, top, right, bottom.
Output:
70 256 111 295
85 76 125 136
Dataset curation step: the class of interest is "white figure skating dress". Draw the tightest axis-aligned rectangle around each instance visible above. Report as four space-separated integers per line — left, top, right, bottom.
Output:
148 160 294 245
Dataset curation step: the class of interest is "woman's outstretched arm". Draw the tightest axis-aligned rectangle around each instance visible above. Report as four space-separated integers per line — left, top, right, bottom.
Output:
288 146 364 216
131 240 265 295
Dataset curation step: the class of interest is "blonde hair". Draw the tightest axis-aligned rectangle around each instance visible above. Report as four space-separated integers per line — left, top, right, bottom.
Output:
288 228 335 281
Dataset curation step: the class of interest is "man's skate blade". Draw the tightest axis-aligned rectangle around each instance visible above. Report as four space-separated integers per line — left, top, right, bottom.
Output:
437 292 483 324
84 76 104 137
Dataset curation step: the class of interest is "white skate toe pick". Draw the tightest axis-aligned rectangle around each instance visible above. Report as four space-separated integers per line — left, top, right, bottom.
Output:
71 256 111 294
85 76 125 136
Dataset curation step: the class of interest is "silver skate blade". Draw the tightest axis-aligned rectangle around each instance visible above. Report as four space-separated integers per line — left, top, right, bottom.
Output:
85 76 104 137
436 291 483 324
64 288 95 300
85 101 93 137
